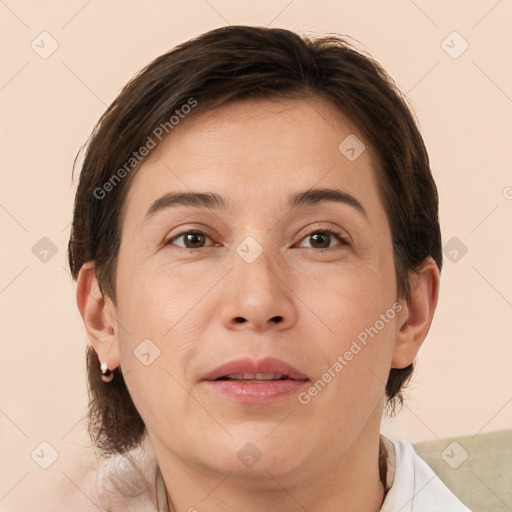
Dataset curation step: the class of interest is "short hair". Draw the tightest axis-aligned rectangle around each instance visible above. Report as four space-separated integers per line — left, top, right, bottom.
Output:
68 25 442 457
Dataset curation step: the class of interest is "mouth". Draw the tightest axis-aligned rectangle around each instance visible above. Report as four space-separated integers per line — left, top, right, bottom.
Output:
215 373 301 382
202 356 309 381
202 357 309 404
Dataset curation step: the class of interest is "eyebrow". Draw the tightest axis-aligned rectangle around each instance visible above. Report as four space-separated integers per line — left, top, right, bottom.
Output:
144 187 368 222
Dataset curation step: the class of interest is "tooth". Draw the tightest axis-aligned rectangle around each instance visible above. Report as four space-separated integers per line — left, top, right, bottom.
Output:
221 373 283 380
255 373 282 380
223 373 284 380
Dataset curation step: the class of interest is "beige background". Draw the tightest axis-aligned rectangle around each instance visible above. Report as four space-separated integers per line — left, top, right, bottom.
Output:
1 0 511 509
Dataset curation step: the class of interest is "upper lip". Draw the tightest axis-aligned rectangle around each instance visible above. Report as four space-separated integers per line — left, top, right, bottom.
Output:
202 356 309 381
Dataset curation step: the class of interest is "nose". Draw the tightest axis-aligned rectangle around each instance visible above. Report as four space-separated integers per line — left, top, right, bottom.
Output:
220 243 297 333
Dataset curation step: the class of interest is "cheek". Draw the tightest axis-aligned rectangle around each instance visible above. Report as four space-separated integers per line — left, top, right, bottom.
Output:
315 264 391 335
115 254 212 339
113 262 215 408
308 269 397 394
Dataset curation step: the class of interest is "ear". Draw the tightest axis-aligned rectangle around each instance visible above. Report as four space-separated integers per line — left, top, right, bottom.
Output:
391 257 440 369
76 262 121 372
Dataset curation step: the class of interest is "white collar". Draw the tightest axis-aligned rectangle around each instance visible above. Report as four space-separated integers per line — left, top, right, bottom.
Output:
380 435 471 511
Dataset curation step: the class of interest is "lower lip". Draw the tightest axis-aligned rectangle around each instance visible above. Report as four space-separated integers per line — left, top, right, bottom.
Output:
204 379 309 404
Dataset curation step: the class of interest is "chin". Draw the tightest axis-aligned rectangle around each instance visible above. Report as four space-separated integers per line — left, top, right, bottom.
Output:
202 434 305 478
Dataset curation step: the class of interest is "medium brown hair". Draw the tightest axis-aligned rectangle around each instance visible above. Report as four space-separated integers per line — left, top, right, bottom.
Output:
68 25 442 456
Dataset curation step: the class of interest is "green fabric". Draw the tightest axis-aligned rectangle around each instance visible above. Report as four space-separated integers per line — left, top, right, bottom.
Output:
413 429 512 512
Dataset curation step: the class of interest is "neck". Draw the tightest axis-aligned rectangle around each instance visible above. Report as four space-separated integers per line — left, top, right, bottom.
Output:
152 415 388 512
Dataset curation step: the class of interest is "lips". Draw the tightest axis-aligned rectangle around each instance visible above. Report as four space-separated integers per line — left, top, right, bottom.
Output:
202 356 310 404
202 356 309 382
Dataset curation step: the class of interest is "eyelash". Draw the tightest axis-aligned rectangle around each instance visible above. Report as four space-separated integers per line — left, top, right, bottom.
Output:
165 227 350 252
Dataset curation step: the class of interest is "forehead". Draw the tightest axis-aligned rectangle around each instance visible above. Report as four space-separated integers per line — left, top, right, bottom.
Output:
122 96 384 226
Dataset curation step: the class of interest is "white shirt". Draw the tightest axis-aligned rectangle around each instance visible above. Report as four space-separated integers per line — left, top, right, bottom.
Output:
380 435 472 511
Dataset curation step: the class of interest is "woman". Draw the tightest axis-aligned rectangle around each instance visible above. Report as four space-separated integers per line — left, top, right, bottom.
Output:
68 25 471 511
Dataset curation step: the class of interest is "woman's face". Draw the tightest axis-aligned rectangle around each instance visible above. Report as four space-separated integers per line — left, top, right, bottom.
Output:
107 97 405 478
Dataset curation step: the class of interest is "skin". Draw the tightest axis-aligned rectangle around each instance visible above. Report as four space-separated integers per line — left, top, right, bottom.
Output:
77 96 439 512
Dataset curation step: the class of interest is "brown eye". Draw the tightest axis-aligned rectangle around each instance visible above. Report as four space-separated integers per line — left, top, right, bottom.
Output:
166 231 213 249
298 229 349 250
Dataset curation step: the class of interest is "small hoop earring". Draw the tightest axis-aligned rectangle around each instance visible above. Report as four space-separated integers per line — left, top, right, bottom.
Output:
100 361 114 383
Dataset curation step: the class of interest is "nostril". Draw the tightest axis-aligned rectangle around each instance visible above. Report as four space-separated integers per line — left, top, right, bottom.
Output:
235 317 246 323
